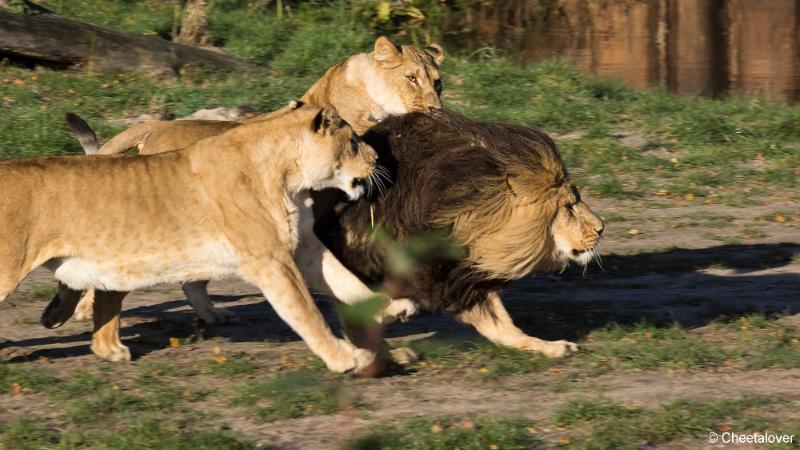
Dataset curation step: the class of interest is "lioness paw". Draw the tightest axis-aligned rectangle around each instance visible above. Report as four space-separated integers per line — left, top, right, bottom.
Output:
195 306 235 325
377 298 417 324
91 342 131 362
350 348 383 378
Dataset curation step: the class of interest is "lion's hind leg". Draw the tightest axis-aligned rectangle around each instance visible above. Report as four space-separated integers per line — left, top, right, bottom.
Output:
457 292 578 358
40 283 83 328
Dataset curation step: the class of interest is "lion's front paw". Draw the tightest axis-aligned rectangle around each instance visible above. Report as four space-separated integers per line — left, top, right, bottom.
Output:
518 338 578 358
540 340 578 358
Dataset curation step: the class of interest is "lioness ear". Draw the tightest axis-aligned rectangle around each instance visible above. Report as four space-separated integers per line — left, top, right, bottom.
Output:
312 108 343 134
424 43 445 65
373 36 401 64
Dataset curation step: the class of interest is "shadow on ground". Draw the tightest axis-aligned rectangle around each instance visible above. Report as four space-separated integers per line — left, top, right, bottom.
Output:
3 243 798 362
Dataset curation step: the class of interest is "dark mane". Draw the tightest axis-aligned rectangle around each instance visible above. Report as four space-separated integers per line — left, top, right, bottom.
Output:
315 109 567 314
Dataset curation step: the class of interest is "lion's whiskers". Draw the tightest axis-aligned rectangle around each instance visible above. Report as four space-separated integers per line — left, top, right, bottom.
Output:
591 243 604 271
368 166 390 198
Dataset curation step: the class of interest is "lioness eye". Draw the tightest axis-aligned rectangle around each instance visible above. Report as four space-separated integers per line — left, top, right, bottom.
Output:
350 137 359 155
407 75 418 84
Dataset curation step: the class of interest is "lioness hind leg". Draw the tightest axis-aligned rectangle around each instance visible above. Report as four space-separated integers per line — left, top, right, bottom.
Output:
0 268 30 302
91 290 131 362
457 292 578 358
239 259 380 376
40 283 83 328
181 280 235 324
73 289 95 321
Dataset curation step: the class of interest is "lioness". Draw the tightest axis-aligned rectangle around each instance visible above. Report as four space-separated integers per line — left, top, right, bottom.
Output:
54 35 444 324
1 104 382 374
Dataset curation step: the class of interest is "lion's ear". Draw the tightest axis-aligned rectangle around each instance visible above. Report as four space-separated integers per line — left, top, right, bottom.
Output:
424 43 445 65
373 36 401 64
312 108 343 134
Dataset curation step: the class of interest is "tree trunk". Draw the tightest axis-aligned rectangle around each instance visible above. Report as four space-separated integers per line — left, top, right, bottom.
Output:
0 9 256 73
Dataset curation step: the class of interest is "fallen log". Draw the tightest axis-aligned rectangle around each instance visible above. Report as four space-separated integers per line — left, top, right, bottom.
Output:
0 9 257 73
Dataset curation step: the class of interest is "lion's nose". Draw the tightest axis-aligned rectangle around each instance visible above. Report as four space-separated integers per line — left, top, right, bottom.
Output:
595 222 605 236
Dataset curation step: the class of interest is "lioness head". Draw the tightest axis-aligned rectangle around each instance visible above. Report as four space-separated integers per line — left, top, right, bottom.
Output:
301 106 377 201
367 36 445 117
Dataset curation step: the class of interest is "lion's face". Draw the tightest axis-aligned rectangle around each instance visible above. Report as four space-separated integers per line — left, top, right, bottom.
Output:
368 36 444 118
303 108 377 200
550 189 604 267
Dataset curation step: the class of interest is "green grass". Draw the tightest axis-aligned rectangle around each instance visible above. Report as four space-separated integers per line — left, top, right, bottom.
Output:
0 363 256 449
404 316 800 378
13 282 58 301
205 354 258 377
581 322 728 371
405 337 559 375
552 396 790 450
0 416 258 450
231 370 358 421
0 362 56 393
346 416 542 450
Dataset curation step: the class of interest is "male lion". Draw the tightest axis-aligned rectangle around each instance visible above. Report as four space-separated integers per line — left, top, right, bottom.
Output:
314 110 605 357
53 35 444 324
1 104 382 374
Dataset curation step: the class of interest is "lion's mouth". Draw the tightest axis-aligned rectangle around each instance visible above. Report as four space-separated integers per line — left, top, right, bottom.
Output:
570 246 602 268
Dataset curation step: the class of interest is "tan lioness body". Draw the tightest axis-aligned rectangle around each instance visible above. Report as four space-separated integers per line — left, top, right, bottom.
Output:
1 105 382 374
60 36 444 324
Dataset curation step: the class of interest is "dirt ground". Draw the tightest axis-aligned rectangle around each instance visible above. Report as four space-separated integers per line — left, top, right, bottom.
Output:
1 193 799 449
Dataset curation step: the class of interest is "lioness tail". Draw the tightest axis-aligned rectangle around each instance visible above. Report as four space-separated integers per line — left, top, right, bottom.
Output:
65 113 100 155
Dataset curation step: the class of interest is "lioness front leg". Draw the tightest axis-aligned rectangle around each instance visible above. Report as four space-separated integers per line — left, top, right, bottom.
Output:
239 258 380 376
91 290 131 362
457 291 578 358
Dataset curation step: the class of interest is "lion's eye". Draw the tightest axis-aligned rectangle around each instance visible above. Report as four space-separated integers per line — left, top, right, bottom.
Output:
566 204 575 215
407 75 418 84
350 138 359 155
